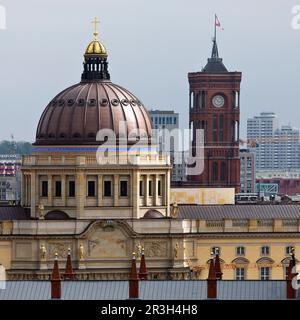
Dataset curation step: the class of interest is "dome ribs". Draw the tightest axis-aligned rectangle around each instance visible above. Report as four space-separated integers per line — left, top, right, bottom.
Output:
119 85 152 138
37 84 77 140
35 81 152 146
55 84 82 140
83 83 97 140
68 84 87 141
112 83 140 140
106 83 129 140
101 83 115 139
70 84 90 140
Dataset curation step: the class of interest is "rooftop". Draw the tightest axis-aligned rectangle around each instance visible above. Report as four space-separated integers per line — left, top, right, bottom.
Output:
0 280 290 300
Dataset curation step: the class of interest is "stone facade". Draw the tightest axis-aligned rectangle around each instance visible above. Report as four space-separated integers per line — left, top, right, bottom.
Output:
1 216 300 280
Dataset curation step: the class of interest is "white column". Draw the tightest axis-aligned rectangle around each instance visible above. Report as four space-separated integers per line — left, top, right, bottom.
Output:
113 174 119 207
61 174 66 207
154 175 158 206
47 174 53 207
76 171 85 217
132 170 140 218
97 175 103 206
144 174 149 207
30 171 36 218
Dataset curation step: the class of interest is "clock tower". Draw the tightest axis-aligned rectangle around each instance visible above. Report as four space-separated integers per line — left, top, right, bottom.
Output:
187 33 242 192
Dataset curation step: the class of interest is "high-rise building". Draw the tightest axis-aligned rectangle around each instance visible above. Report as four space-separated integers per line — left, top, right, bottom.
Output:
149 110 186 181
240 148 256 193
247 112 300 171
187 33 242 191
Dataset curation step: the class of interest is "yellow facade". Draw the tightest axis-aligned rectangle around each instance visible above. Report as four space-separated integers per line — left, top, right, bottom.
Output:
171 187 235 205
1 215 300 280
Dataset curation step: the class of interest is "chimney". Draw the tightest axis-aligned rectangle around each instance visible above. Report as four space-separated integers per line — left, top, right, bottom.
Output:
64 248 75 280
51 253 61 300
287 253 297 300
128 252 139 299
207 258 217 299
138 248 148 280
214 254 223 280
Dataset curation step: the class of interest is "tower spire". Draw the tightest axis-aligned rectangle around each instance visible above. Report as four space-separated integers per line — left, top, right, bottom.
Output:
211 14 219 59
202 15 227 73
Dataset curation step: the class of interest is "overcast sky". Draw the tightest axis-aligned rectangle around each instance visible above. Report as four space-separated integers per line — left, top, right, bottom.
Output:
0 0 300 142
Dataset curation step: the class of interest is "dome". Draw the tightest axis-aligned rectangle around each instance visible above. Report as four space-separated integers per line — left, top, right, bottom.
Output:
143 209 164 219
34 22 152 146
85 40 107 58
35 81 152 145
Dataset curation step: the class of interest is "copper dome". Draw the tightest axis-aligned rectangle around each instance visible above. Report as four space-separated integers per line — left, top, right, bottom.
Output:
35 81 152 145
35 26 152 146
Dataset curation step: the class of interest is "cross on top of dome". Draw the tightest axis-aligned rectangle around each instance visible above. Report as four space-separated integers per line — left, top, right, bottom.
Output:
91 17 100 41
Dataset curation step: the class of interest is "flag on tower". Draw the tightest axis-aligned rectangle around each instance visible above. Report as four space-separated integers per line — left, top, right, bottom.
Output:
215 15 224 30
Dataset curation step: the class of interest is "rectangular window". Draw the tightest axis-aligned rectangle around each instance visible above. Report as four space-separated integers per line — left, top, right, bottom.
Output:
139 180 144 196
41 181 48 197
55 181 62 197
120 180 128 197
104 180 112 197
236 246 245 256
68 181 75 197
87 181 96 197
213 115 218 142
235 267 245 280
174 117 177 125
158 180 162 196
149 180 153 196
260 267 270 280
261 246 270 256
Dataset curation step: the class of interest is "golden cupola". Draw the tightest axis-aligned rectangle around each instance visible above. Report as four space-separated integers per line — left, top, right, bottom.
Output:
85 18 108 58
81 17 110 81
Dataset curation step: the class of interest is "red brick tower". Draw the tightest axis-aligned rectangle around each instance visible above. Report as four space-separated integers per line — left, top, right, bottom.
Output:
188 22 242 192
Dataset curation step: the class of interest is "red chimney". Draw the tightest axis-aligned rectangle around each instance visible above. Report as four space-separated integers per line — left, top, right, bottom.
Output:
207 258 217 299
138 248 148 280
214 254 223 280
287 254 297 300
129 252 139 299
64 248 75 280
51 253 61 300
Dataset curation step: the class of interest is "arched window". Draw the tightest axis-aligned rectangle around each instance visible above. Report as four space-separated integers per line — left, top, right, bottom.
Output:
190 92 194 109
232 91 239 108
201 91 206 108
221 162 226 181
235 121 239 142
212 162 218 181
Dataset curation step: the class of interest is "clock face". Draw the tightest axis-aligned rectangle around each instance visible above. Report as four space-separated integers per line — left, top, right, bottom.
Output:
212 95 225 108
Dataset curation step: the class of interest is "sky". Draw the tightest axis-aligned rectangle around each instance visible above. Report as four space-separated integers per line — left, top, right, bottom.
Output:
0 0 300 142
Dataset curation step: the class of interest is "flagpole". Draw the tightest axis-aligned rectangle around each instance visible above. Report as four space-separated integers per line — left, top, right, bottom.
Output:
214 14 217 42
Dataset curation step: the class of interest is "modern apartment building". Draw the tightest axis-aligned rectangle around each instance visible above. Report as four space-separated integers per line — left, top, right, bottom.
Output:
247 112 300 171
